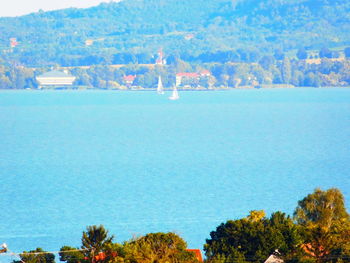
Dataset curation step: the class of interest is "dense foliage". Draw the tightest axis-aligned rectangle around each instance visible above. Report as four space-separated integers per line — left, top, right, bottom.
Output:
0 0 349 67
1 55 350 89
57 228 199 263
205 188 350 263
294 188 350 262
10 188 350 263
204 211 303 263
123 233 199 263
81 225 114 261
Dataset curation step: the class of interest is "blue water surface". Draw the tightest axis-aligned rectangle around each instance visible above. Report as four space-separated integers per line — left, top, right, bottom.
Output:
0 88 349 258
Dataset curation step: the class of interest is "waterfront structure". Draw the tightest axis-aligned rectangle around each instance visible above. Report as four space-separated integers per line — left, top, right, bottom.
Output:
123 75 136 86
176 70 211 86
199 69 211 77
85 39 94 46
9 38 18 48
175 72 200 86
36 70 76 89
184 33 195 40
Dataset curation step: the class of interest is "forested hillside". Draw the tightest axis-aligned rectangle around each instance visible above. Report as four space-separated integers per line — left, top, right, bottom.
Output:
0 0 349 67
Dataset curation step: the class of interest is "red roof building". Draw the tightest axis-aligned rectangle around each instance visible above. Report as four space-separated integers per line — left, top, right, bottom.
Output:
123 75 136 85
186 249 203 262
84 251 118 262
175 71 212 87
176 73 200 78
184 34 195 40
200 70 211 77
10 38 18 48
176 72 199 86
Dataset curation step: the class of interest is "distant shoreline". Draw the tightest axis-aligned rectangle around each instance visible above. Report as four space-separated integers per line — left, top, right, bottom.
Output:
1 86 350 91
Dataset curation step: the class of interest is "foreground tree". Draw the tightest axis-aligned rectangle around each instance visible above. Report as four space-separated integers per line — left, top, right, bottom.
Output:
204 211 302 263
294 188 350 262
123 232 199 263
60 226 122 263
81 225 114 262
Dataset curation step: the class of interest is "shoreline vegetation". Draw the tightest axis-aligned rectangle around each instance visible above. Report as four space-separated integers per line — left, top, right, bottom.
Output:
3 86 350 91
7 188 350 263
1 0 350 90
2 84 350 91
1 56 350 90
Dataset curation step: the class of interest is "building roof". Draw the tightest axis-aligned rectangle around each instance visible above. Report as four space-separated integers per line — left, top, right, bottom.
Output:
123 75 136 82
184 34 195 40
186 249 203 262
264 254 284 263
264 251 284 263
176 72 199 78
200 69 211 76
37 70 74 78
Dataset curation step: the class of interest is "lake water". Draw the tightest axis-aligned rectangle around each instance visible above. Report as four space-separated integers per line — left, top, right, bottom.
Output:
0 89 349 260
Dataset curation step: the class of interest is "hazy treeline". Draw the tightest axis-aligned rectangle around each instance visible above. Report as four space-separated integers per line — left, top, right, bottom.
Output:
1 50 350 89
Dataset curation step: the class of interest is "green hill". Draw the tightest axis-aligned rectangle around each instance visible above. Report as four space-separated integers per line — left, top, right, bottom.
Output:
0 0 349 66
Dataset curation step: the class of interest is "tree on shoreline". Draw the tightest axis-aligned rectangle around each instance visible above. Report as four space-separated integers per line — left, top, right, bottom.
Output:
204 188 350 263
81 225 114 262
60 225 116 263
204 211 302 263
294 188 350 262
12 189 349 263
123 232 199 263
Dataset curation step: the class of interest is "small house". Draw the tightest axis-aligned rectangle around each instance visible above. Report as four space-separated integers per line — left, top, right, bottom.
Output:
264 250 284 263
123 75 136 86
176 72 200 86
85 39 94 46
10 38 18 48
200 70 211 77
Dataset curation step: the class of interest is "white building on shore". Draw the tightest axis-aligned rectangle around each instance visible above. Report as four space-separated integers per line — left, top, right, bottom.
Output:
36 70 76 89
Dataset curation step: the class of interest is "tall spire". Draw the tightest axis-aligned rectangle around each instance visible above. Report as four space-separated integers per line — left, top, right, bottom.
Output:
155 48 166 65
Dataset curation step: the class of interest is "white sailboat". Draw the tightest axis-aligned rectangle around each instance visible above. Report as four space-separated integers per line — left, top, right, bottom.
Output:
157 75 164 94
168 85 179 100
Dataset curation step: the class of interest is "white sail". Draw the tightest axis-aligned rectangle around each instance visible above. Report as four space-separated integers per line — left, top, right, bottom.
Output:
157 76 164 94
168 85 179 100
